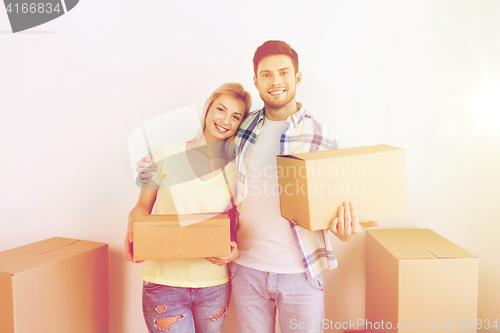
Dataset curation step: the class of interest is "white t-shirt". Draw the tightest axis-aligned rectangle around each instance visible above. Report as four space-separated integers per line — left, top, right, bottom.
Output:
237 118 305 273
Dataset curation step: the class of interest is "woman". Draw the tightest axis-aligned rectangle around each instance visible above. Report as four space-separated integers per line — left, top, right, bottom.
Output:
125 83 251 332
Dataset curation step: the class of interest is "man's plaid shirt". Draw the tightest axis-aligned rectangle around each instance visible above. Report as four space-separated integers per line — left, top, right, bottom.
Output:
233 104 339 279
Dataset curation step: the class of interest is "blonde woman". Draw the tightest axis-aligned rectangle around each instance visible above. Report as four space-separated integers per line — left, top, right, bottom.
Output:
126 83 251 333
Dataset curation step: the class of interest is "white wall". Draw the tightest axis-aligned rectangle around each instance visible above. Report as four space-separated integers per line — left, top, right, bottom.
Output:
1 1 499 332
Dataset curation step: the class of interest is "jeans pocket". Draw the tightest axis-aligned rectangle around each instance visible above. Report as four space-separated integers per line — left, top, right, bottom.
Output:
230 262 242 281
299 272 324 291
143 281 163 291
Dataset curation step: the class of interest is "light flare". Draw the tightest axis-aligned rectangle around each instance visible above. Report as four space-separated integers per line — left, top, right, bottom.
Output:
473 81 500 128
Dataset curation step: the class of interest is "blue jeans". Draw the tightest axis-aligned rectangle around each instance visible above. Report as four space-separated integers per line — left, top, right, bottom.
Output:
231 263 325 333
142 281 230 332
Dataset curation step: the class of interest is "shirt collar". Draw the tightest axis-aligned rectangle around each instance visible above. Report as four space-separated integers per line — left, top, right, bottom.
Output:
288 102 307 128
259 102 307 128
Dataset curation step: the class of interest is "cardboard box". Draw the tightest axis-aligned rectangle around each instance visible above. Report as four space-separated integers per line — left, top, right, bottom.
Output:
133 212 231 260
277 144 408 230
0 237 108 333
365 229 478 333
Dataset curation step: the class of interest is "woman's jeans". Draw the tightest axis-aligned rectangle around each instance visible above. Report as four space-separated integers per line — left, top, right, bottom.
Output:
142 281 230 332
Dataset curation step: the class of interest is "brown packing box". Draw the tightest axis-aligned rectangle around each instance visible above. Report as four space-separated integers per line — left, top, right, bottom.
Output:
0 237 108 333
365 229 478 333
277 144 408 230
133 212 231 260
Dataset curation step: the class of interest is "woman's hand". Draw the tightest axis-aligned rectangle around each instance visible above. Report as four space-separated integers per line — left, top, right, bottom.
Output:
206 241 239 266
125 222 145 263
126 187 158 263
136 153 157 184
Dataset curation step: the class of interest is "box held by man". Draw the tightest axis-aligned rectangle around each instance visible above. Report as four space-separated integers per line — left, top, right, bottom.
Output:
277 144 408 230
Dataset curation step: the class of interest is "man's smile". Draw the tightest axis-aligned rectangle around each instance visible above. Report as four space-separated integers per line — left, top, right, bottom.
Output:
269 89 286 96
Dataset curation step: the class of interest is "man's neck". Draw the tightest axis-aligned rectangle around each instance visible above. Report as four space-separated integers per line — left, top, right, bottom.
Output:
263 101 301 121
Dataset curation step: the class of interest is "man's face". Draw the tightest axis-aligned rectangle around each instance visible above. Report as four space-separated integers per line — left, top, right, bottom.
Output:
254 55 301 111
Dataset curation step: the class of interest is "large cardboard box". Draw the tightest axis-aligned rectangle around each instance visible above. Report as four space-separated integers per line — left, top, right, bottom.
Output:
277 144 408 230
365 229 478 333
0 237 108 333
133 212 231 260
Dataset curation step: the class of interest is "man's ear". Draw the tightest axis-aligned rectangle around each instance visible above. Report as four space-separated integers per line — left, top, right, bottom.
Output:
253 76 258 88
295 71 302 86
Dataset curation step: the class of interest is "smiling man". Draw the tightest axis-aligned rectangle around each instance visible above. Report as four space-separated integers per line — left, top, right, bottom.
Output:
252 53 301 119
227 40 377 333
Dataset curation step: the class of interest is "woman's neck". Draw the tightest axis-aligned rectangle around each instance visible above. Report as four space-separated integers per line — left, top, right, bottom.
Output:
189 132 225 156
187 133 227 173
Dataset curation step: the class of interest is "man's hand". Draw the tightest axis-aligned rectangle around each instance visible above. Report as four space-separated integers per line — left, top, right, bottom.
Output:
206 241 239 266
136 153 157 184
329 202 379 241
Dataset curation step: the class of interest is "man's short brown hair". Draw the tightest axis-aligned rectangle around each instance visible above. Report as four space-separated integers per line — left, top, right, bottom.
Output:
253 40 299 76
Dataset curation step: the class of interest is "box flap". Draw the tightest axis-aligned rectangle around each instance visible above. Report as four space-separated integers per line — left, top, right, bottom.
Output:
0 238 107 275
0 238 78 272
399 229 476 258
277 155 306 161
278 144 403 161
367 229 476 260
135 212 228 224
367 229 435 259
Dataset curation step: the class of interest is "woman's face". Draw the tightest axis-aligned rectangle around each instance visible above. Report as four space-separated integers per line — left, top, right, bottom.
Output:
204 94 245 142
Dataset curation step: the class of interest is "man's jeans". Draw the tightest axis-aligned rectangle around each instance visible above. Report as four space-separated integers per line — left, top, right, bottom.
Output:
142 281 230 333
231 263 325 333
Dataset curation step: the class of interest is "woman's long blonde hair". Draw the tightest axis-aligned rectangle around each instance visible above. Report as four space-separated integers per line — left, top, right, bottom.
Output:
197 82 252 159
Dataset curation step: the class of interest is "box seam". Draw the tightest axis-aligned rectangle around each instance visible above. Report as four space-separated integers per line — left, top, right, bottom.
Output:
36 239 81 256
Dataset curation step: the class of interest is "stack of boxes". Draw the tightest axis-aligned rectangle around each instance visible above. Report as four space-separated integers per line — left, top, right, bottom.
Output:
276 144 478 333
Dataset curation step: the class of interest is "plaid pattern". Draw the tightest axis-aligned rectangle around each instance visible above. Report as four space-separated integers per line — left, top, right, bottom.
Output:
234 105 339 279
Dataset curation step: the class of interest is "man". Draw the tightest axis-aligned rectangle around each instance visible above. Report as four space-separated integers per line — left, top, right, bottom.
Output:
137 40 377 333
